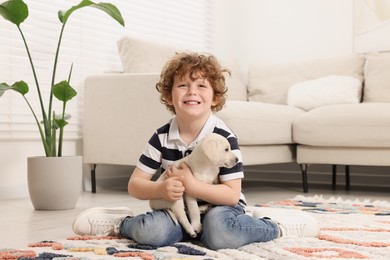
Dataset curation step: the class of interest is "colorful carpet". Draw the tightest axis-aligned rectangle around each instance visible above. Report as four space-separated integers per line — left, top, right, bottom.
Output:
2 195 390 259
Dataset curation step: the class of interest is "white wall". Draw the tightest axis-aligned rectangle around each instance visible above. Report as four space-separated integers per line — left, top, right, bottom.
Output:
0 0 356 200
213 0 354 65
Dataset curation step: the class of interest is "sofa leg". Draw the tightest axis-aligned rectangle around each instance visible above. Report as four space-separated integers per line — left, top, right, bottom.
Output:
91 164 97 193
345 165 350 191
332 165 337 190
299 164 309 193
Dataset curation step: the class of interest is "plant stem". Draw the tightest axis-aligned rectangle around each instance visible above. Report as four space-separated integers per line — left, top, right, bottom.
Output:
51 112 57 156
48 23 67 134
58 101 66 157
23 96 50 156
17 25 51 155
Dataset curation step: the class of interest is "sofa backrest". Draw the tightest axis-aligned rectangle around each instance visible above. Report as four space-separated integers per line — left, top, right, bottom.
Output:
363 52 390 103
247 54 366 105
117 36 247 101
116 37 390 105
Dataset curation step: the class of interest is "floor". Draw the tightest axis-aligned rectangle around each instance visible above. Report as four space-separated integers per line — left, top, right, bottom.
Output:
1 180 389 248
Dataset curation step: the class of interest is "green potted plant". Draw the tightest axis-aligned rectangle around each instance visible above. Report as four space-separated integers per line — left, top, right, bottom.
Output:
0 0 124 210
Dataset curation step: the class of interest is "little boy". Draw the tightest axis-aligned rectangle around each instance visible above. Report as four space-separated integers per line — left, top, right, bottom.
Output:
73 52 319 250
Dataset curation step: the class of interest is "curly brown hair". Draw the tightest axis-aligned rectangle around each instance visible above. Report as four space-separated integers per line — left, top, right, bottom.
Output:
156 52 230 114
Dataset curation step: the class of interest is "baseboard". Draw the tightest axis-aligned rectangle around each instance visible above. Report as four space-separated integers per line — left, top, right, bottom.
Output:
244 163 390 188
89 163 390 192
86 164 134 192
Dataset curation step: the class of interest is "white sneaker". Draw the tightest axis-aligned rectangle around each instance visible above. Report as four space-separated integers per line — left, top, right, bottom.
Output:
72 207 133 236
253 207 320 237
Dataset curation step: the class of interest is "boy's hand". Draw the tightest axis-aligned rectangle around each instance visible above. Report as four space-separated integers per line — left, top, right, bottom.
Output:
167 163 194 188
160 176 185 201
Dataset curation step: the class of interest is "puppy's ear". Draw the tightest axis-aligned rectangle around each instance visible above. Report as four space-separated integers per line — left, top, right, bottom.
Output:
201 139 219 161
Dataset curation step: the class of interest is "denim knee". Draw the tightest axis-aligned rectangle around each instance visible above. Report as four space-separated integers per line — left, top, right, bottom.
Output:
120 211 183 247
201 206 244 250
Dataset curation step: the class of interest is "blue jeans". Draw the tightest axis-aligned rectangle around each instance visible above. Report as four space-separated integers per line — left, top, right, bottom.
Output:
119 205 279 250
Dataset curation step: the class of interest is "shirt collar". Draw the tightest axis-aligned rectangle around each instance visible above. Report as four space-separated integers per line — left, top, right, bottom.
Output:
168 112 217 148
168 117 181 141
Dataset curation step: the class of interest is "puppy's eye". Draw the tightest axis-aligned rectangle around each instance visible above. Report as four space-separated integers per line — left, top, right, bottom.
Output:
225 148 229 152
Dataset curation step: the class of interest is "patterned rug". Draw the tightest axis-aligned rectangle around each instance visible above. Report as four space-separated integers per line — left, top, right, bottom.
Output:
2 195 390 260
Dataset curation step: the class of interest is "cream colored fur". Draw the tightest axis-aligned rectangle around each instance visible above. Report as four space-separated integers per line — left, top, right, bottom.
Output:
149 133 238 237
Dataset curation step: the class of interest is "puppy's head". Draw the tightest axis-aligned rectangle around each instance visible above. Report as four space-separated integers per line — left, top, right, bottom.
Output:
201 133 238 168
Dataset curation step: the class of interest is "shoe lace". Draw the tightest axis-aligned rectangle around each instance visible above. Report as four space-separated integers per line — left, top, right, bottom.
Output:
90 218 119 236
281 223 306 237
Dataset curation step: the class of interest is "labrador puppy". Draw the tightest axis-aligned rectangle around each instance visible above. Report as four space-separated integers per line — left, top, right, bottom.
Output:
149 133 238 237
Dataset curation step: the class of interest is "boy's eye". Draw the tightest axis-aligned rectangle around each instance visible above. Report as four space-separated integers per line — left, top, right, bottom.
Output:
198 84 210 88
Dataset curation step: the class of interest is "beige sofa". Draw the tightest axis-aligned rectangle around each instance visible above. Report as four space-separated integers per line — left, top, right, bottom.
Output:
83 37 390 193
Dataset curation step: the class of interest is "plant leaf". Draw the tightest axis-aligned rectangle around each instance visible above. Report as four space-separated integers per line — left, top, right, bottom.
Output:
54 118 68 129
52 80 77 102
58 0 124 26
11 80 28 96
0 81 29 96
11 81 29 95
0 83 10 97
0 0 28 26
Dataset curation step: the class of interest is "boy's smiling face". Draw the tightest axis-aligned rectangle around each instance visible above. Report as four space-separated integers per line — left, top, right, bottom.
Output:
169 71 216 118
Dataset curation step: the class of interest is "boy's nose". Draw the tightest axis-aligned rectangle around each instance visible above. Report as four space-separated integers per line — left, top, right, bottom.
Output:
187 85 197 94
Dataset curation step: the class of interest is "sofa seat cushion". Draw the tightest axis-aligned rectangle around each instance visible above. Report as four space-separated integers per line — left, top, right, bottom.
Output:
216 101 305 145
293 103 390 147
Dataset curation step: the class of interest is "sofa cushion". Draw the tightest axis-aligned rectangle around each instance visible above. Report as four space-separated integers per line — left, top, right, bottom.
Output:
117 36 180 73
293 103 390 147
216 101 305 145
363 52 390 103
287 75 362 111
247 54 365 104
117 36 247 101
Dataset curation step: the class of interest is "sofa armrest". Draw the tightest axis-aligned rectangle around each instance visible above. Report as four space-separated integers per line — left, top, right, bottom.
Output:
83 73 172 166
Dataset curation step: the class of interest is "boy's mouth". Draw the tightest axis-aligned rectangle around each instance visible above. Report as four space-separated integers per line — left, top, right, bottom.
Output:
183 100 201 105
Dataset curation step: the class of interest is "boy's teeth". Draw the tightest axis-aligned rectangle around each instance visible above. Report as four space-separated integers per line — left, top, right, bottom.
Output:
185 101 199 104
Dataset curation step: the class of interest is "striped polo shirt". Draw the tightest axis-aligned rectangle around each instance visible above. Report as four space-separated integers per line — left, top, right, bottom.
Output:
137 113 246 206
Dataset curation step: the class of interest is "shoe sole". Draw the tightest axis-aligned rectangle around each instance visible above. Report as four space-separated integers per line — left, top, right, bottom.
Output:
72 207 133 234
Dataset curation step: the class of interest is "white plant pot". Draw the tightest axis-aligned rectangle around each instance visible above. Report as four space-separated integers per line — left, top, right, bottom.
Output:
28 156 82 210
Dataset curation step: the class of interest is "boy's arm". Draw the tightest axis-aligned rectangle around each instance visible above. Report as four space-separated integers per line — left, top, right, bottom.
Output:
128 167 185 201
197 178 242 206
167 163 242 206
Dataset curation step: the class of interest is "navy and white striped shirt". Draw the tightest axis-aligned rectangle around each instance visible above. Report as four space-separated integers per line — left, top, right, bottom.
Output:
137 113 246 206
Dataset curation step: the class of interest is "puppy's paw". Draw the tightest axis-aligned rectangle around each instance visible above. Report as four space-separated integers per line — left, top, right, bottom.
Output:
199 204 212 214
192 222 202 234
183 224 197 237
